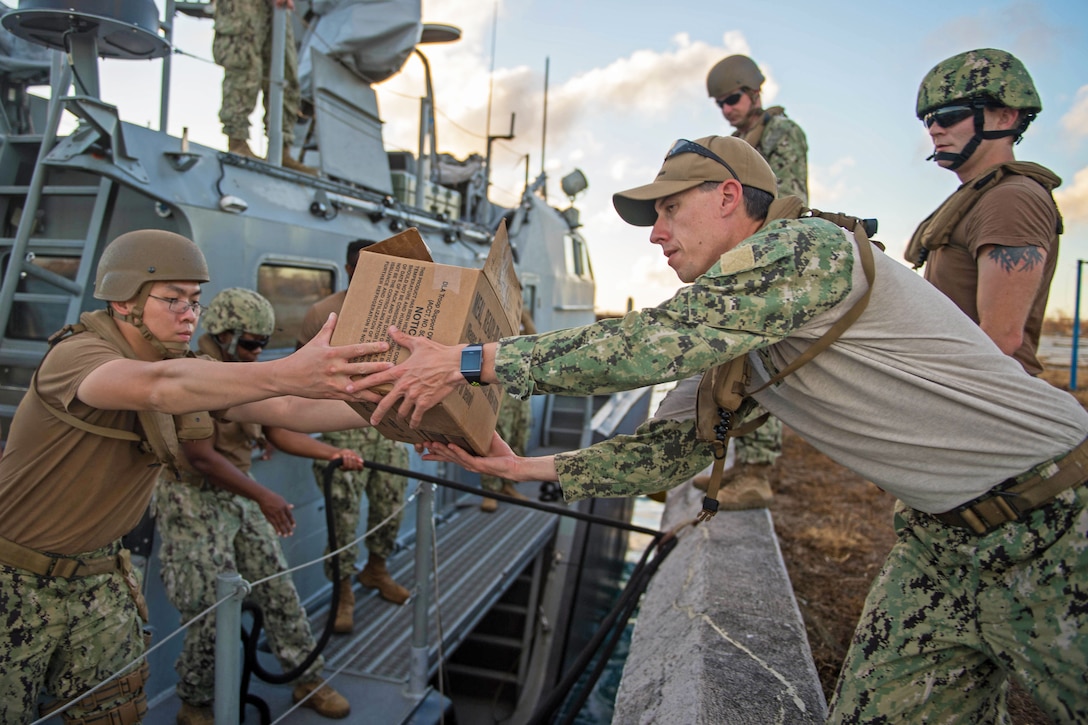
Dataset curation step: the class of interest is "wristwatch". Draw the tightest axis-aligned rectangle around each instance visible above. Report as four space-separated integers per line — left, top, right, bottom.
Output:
460 344 487 386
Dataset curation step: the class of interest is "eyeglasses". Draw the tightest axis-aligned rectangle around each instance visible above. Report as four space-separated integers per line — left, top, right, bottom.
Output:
922 105 976 129
148 294 203 316
714 91 744 109
665 139 740 183
237 336 270 351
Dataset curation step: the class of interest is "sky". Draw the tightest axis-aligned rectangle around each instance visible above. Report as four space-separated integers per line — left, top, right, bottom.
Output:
83 0 1088 317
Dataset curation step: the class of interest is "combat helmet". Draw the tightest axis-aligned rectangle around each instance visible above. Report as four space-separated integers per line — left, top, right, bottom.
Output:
95 229 209 301
916 48 1040 169
203 288 275 359
95 229 209 358
204 287 275 335
706 55 765 99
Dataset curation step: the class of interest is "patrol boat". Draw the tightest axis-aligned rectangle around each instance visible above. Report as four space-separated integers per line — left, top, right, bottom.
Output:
0 0 652 721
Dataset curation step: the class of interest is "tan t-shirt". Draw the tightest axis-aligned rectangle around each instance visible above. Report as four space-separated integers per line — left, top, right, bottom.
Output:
923 175 1059 375
0 334 159 554
297 290 347 346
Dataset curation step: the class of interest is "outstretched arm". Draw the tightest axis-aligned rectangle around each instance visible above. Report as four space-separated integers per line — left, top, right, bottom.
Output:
418 432 558 483
180 436 297 536
78 314 390 415
263 426 364 470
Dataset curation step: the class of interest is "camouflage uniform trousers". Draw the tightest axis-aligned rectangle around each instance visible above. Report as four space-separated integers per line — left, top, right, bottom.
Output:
154 478 323 707
313 427 408 582
733 404 781 466
481 396 533 492
0 542 145 724
829 482 1088 724
213 0 301 144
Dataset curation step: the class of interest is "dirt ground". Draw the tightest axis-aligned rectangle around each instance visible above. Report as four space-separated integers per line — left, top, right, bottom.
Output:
770 367 1086 724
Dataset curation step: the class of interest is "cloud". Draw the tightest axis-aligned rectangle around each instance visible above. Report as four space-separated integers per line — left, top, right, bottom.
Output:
1054 166 1088 222
1061 86 1088 139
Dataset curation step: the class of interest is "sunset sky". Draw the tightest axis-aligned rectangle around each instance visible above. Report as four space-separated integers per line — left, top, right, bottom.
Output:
90 0 1088 317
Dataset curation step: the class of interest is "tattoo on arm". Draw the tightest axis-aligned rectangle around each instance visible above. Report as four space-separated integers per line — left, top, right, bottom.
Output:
986 245 1044 273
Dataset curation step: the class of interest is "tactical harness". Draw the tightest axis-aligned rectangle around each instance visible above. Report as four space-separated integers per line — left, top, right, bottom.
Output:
32 309 186 473
904 161 1062 268
694 200 879 521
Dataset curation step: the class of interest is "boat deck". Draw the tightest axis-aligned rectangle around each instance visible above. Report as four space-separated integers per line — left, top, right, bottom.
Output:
131 497 558 724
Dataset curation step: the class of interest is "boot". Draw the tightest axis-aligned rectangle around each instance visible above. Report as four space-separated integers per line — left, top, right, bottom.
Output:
358 555 409 604
709 463 774 511
692 464 743 491
227 137 257 158
332 577 354 634
481 482 526 512
279 145 318 175
292 678 350 719
177 701 214 725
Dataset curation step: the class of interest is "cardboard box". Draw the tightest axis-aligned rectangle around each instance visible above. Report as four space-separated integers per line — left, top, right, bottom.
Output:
331 221 522 454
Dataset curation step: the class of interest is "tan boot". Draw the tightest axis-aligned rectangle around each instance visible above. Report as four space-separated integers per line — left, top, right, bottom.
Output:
177 701 214 725
280 145 318 175
227 137 257 158
692 464 744 491
714 463 774 510
293 678 350 719
480 495 498 513
332 577 354 634
500 482 528 500
358 556 409 604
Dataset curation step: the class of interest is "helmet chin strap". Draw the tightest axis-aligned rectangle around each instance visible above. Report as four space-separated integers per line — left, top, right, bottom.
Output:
927 105 1023 170
108 286 190 359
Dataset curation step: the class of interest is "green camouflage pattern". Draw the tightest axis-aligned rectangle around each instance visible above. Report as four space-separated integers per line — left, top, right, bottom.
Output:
481 395 533 492
313 427 408 580
213 0 301 144
556 417 712 500
734 407 782 464
755 112 809 204
0 543 146 723
202 287 276 336
829 485 1088 723
154 477 323 706
495 217 854 401
916 48 1041 118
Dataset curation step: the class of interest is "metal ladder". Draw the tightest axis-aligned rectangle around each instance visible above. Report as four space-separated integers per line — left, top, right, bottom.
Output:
0 57 117 419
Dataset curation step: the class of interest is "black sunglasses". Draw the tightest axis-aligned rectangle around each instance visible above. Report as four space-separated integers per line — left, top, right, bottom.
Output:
923 104 976 129
237 336 270 351
665 139 740 182
715 91 745 108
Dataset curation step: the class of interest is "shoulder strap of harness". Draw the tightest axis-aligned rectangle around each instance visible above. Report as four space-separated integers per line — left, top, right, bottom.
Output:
30 310 182 472
904 161 1063 268
694 203 878 521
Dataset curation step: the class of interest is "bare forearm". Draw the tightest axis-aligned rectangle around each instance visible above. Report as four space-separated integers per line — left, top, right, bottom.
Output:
225 398 368 432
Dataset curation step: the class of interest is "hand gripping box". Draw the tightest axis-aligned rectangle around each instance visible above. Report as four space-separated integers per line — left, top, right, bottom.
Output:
331 221 522 454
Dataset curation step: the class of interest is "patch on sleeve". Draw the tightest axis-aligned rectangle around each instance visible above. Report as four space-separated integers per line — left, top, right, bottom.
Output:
174 411 214 442
717 244 757 275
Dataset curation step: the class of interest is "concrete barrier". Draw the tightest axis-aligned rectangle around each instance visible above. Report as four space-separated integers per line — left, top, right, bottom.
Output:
614 482 827 724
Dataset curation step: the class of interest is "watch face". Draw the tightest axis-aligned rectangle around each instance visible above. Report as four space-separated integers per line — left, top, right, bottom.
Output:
461 345 483 383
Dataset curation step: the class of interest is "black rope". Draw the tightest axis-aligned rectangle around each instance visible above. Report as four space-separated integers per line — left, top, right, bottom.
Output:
363 460 663 539
528 533 678 725
233 457 674 723
236 459 348 719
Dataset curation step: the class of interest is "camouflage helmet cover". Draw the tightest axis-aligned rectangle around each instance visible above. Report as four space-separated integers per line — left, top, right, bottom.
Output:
916 48 1041 118
94 229 210 301
203 288 275 336
706 55 765 98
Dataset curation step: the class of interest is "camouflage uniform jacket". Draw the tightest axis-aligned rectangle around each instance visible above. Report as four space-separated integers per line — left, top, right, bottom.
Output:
736 108 808 204
493 217 1088 509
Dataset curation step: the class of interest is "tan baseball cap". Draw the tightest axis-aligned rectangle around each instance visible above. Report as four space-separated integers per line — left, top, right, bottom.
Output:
612 135 778 226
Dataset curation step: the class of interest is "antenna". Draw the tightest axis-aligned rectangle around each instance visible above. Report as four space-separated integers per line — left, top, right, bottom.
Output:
540 57 549 200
